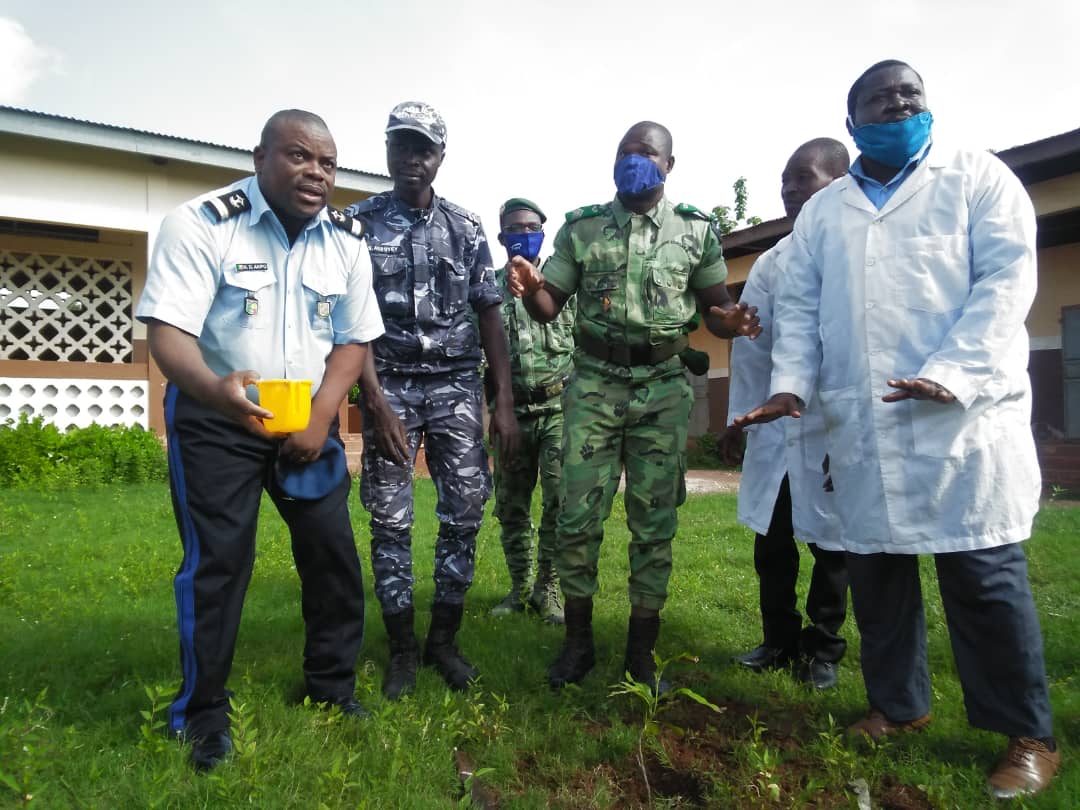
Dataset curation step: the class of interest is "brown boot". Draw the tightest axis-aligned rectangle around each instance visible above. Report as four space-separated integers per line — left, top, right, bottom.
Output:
847 708 931 741
987 737 1060 799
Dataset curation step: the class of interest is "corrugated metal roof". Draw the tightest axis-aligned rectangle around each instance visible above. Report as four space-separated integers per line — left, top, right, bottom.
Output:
0 105 392 193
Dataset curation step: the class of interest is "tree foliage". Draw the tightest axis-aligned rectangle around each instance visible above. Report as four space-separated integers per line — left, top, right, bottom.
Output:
712 177 763 235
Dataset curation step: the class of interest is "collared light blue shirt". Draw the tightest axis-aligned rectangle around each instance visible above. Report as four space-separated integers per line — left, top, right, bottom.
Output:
137 176 384 394
850 140 932 209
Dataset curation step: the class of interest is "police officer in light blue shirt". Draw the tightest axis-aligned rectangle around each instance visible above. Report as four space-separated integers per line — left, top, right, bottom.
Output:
136 109 384 773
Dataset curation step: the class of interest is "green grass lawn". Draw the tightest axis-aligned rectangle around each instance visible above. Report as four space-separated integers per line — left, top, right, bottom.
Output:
0 482 1076 809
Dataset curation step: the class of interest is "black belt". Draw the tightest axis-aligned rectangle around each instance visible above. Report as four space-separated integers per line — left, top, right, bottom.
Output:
514 376 571 407
577 331 689 367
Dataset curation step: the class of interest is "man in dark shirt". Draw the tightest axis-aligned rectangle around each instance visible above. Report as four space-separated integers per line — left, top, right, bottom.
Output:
346 101 518 700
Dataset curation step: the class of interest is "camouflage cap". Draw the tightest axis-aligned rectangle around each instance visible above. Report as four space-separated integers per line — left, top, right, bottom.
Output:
386 101 447 145
498 197 547 224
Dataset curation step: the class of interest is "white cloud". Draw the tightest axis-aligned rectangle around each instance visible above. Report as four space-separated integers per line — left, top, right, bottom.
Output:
0 18 61 104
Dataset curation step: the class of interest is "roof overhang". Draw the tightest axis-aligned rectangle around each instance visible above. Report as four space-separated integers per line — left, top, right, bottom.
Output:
0 106 392 194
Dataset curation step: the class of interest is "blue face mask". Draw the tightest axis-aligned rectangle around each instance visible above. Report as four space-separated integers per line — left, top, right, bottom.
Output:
501 231 545 260
613 154 666 197
850 111 933 168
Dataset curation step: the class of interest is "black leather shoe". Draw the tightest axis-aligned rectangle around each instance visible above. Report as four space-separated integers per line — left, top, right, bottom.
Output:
190 730 232 772
798 658 838 690
733 645 795 672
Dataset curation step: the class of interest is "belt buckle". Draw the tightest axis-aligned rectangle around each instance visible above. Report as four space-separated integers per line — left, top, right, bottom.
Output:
543 381 564 399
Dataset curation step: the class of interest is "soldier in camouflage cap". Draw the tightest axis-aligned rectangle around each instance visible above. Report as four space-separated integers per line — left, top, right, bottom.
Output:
346 101 520 699
488 197 576 625
507 121 760 690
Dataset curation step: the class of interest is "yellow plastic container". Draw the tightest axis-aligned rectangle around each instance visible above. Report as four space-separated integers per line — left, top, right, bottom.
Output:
256 379 312 433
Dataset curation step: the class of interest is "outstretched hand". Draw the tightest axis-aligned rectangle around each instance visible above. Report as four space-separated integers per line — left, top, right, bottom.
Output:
732 393 802 428
707 302 762 339
507 256 544 298
882 377 956 404
214 370 276 438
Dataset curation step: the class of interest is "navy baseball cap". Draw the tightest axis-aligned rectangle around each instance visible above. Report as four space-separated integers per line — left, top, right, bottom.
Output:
386 101 447 145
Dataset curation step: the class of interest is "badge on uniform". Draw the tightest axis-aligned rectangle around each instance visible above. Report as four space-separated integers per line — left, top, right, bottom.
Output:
317 298 331 318
244 295 259 317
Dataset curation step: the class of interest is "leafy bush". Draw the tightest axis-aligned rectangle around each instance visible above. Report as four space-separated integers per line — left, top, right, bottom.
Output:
686 431 737 470
0 414 168 489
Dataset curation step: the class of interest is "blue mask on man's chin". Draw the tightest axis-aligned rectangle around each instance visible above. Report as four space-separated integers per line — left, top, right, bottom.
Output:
502 231 545 261
850 111 933 168
613 154 666 197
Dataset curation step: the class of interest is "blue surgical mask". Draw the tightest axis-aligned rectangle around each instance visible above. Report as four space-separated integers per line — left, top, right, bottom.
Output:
502 231 545 260
850 111 933 168
613 154 666 197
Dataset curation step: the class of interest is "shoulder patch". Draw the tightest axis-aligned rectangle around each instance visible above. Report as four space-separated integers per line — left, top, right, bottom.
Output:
347 193 389 216
438 198 482 226
564 204 607 223
202 189 251 223
327 206 366 239
674 202 711 221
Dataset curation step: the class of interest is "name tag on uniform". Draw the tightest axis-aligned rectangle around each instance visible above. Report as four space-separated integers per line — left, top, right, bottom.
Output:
236 262 268 272
244 295 259 316
317 298 331 318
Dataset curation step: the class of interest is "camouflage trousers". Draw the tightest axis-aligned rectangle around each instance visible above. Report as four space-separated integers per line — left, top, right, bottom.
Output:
492 408 564 587
360 371 491 614
557 367 690 611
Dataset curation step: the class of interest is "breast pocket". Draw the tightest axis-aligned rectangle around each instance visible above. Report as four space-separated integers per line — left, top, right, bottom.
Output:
890 234 970 313
302 268 347 334
436 257 470 317
581 272 621 321
220 265 276 330
372 254 412 319
645 255 694 326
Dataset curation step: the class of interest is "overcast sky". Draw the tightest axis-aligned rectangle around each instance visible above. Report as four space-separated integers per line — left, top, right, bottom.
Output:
2 1 1078 255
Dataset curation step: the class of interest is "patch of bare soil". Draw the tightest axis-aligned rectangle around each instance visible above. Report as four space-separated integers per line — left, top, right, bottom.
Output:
513 696 935 809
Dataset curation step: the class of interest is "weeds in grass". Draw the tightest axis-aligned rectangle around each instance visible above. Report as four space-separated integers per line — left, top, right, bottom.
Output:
743 712 781 804
0 689 51 806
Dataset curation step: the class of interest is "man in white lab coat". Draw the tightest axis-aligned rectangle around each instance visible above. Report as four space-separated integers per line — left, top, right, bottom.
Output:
734 60 1059 799
721 138 850 691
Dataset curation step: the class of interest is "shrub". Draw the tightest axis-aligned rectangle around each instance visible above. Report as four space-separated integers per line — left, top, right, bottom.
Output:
0 414 168 489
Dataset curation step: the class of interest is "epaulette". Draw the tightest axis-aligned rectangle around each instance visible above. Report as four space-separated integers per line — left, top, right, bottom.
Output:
326 206 366 239
347 193 389 215
438 198 482 226
674 202 712 221
202 189 251 223
564 204 607 223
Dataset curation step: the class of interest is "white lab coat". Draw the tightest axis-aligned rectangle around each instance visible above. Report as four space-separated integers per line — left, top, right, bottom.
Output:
770 145 1041 555
728 236 842 549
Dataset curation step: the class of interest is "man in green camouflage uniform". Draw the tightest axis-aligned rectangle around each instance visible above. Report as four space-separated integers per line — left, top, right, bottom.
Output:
508 121 760 689
488 198 576 624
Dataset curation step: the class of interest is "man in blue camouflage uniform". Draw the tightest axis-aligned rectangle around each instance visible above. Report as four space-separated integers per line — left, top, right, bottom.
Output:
488 197 576 624
346 102 519 699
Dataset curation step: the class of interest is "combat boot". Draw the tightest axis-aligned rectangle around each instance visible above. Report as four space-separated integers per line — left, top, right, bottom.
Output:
527 561 564 624
423 602 480 690
547 597 595 687
623 610 668 693
489 577 528 617
382 607 419 700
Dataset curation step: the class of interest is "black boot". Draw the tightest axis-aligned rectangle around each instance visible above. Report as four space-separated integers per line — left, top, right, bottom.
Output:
423 602 479 690
382 607 419 700
623 611 666 693
547 597 595 688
